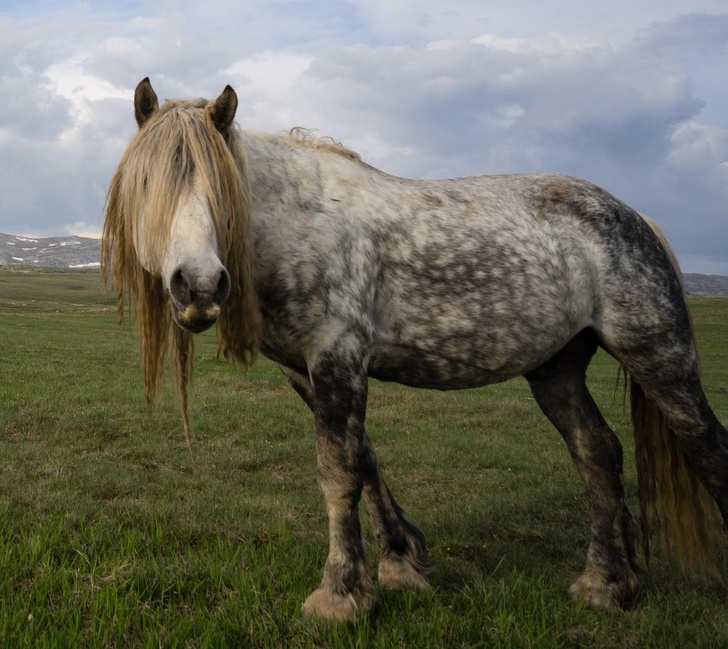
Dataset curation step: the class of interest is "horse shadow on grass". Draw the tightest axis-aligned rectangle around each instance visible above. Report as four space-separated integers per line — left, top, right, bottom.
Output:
365 482 726 620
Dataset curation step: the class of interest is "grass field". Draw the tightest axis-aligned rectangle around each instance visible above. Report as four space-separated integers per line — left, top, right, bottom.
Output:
1 266 727 647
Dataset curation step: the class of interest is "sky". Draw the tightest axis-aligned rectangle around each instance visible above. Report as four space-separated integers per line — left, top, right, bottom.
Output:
0 1 727 274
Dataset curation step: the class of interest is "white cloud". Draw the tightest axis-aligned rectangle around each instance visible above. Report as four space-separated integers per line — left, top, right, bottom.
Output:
224 52 316 129
469 33 605 55
668 121 728 173
44 56 131 143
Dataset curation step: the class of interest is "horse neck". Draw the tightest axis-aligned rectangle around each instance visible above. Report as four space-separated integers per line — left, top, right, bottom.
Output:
240 132 304 212
239 130 365 224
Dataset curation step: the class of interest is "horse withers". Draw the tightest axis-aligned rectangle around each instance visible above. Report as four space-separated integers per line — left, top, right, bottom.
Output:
102 78 728 623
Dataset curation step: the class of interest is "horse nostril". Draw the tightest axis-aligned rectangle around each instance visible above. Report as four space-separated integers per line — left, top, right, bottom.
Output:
170 267 192 305
215 268 231 305
170 266 229 309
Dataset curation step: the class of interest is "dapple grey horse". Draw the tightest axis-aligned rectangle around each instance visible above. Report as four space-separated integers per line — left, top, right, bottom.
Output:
102 78 728 623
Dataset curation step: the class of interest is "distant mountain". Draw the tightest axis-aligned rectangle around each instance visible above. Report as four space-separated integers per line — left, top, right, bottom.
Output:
1 232 727 296
683 274 728 298
0 233 101 268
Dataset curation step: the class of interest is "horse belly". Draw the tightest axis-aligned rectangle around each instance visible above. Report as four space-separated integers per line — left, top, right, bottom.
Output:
368 313 583 390
370 243 597 389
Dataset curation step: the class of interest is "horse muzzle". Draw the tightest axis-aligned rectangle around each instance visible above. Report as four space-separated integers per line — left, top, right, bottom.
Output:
168 264 231 334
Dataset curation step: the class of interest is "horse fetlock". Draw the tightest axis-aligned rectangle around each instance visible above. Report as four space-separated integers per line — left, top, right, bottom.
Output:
569 565 639 611
301 581 376 624
378 555 432 592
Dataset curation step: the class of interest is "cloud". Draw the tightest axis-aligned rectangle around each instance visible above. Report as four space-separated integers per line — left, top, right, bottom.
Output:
0 1 726 273
224 52 316 129
298 34 704 178
351 0 728 46
651 121 728 256
638 11 728 52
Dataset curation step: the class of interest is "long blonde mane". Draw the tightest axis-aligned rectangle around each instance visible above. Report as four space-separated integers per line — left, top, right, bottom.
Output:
102 97 259 409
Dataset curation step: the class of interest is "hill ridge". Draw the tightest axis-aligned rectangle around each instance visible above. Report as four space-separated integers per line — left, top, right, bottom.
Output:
1 232 101 269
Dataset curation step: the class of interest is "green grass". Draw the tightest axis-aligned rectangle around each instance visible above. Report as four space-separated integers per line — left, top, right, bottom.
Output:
1 266 728 647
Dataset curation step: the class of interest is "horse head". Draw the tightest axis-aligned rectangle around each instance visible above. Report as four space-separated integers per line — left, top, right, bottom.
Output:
130 78 241 333
103 78 259 401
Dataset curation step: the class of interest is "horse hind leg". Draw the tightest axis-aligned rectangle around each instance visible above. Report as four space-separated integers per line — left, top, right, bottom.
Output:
360 442 434 592
279 365 433 595
525 329 640 610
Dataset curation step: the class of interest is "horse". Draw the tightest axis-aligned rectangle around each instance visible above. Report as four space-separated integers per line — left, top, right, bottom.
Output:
102 78 728 623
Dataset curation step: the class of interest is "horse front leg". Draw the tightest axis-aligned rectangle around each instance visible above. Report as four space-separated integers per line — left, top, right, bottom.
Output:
280 364 433 605
298 351 376 623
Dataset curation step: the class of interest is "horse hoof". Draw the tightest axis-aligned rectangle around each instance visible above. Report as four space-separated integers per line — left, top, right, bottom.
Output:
301 586 376 624
569 567 638 611
378 557 432 592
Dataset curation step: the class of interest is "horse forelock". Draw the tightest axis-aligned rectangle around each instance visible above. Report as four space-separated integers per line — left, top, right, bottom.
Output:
102 96 260 404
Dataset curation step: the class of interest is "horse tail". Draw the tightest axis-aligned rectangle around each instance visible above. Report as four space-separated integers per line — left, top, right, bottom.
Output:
630 215 721 574
639 214 683 289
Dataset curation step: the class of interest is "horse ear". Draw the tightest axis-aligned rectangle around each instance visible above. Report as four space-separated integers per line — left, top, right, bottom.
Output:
209 85 238 134
134 77 159 128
